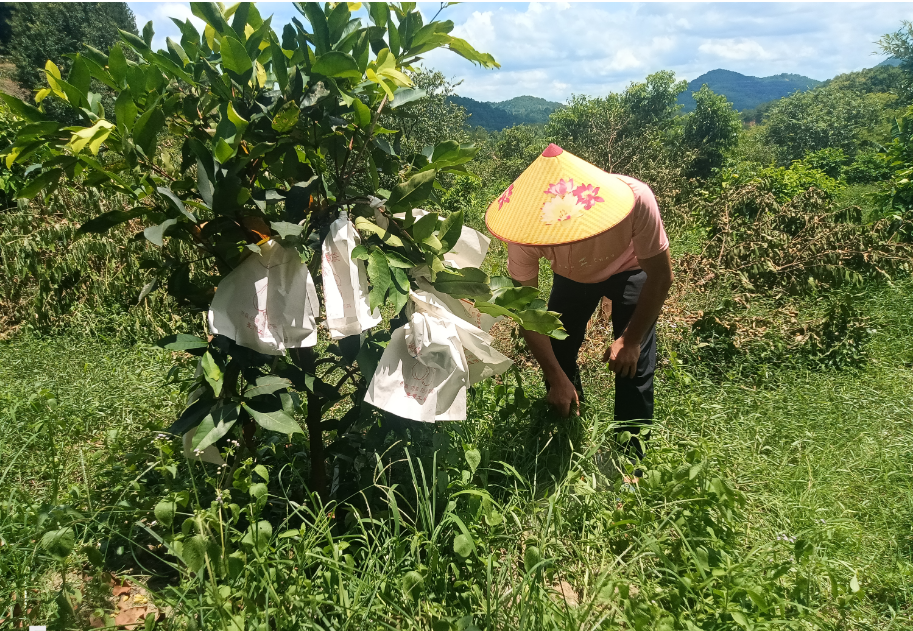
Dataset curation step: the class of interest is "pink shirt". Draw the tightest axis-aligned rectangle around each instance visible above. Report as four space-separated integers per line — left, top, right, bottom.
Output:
506 175 668 284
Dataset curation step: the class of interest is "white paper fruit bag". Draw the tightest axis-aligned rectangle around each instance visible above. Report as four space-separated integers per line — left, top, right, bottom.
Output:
209 240 319 355
322 211 381 339
365 292 512 422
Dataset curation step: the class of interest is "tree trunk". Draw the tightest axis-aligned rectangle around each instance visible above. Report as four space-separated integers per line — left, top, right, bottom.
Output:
288 348 328 501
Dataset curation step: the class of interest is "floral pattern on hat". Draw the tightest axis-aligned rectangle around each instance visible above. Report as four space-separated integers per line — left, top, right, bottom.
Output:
497 183 514 210
572 183 605 210
540 178 604 224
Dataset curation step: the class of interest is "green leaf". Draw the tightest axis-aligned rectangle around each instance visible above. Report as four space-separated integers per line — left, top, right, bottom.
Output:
115 90 138 130
270 40 289 90
245 375 292 398
201 351 223 396
351 244 369 260
432 268 491 300
253 464 269 482
385 251 415 268
149 51 195 84
119 28 152 56
402 571 424 599
492 286 539 310
214 138 235 163
67 55 91 97
183 533 209 573
226 102 249 137
523 545 541 572
78 207 149 235
270 221 302 239
167 37 191 66
354 216 404 247
730 611 749 628
387 169 436 212
157 187 197 222
388 87 426 109
445 36 500 69
411 211 439 242
66 120 115 155
242 520 272 554
464 448 481 474
15 121 61 138
0 93 45 122
352 97 372 128
453 533 473 558
243 403 303 434
143 20 155 47
390 267 410 314
473 301 519 323
311 51 361 80
192 1 233 36
154 500 177 527
167 399 214 435
369 2 389 27
367 249 391 311
518 309 568 338
438 210 463 252
134 108 165 157
144 218 178 247
108 44 129 87
16 168 63 200
40 528 75 560
157 334 209 352
221 36 253 79
192 403 239 451
298 3 331 54
272 101 300 132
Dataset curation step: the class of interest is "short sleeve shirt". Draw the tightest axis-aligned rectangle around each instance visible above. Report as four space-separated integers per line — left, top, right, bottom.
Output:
506 175 668 284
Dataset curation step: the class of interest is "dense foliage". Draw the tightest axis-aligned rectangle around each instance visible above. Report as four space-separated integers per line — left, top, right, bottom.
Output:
5 2 138 90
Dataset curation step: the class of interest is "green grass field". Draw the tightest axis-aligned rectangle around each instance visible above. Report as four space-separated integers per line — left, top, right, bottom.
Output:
2 279 912 629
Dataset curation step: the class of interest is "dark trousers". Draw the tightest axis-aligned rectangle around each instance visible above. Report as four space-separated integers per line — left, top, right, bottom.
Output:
547 270 656 455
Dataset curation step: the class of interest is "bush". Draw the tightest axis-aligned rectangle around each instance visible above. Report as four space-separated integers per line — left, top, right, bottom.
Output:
682 85 741 179
762 86 883 164
844 149 892 184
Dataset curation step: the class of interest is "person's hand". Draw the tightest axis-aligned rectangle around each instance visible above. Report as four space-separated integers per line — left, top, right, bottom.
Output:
604 336 640 379
547 374 579 417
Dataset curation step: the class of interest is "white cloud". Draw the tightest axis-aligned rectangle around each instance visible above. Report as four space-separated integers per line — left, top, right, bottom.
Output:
698 38 774 61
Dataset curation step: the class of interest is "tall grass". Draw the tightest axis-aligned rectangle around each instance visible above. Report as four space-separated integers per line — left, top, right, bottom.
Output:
3 280 912 628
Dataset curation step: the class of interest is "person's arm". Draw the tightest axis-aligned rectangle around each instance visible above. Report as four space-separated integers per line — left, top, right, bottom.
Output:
602 249 673 378
516 276 580 416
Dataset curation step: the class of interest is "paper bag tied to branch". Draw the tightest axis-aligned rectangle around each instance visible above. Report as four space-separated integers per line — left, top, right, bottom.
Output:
208 240 320 356
365 291 512 422
322 211 381 339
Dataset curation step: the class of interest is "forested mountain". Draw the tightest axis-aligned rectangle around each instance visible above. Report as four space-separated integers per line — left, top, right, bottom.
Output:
678 69 821 112
449 94 562 130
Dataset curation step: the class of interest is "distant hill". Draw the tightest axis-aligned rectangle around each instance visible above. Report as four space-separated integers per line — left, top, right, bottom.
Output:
678 69 822 112
877 56 902 67
449 95 562 131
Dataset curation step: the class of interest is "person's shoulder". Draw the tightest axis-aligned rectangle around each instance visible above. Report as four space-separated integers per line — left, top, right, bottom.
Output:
611 174 658 214
612 174 655 199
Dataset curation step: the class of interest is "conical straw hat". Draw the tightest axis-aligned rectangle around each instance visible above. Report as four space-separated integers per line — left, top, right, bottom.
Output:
485 144 635 246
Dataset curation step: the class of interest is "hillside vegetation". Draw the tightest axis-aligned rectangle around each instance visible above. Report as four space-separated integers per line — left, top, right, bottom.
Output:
449 94 562 131
2 4 913 630
677 69 822 112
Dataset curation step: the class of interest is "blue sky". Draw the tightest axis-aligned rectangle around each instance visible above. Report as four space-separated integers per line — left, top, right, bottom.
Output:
128 2 910 102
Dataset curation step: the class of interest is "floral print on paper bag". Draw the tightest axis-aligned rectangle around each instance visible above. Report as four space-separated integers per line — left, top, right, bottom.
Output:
540 178 605 224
